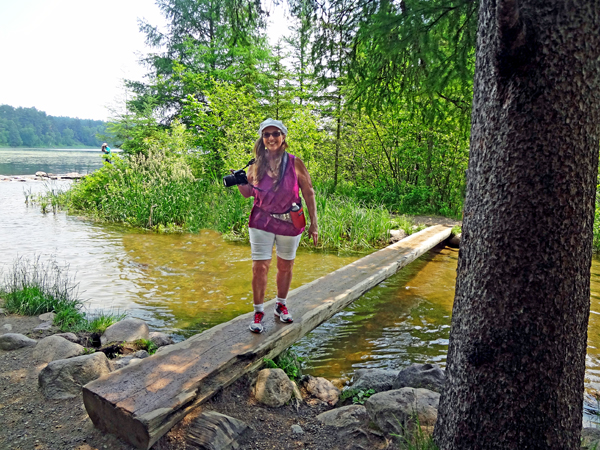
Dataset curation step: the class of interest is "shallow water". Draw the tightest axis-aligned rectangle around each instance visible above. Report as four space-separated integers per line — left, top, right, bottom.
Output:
0 180 361 339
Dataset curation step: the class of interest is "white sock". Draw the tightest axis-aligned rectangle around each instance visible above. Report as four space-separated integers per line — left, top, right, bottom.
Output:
254 304 264 313
276 297 286 305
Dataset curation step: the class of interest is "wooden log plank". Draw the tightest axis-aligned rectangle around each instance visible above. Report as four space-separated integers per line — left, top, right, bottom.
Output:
82 225 452 449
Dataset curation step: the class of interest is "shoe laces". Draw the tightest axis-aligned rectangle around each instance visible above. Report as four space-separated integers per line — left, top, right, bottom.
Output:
277 303 289 315
254 311 264 323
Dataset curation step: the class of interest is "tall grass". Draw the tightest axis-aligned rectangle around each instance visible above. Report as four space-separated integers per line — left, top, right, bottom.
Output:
40 151 419 251
44 150 253 235
1 255 80 316
0 255 126 333
306 192 396 250
391 413 439 450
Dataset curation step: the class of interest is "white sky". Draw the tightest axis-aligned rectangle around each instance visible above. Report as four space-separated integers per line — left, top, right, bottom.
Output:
0 0 288 122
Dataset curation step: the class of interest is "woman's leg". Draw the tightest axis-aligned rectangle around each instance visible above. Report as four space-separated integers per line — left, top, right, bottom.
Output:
273 234 302 323
252 260 271 305
276 257 294 299
248 228 275 333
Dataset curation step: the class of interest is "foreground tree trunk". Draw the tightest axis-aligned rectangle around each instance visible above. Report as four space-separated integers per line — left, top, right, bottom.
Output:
433 1 600 449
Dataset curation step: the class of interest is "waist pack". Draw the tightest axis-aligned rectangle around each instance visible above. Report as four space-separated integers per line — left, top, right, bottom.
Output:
270 200 306 229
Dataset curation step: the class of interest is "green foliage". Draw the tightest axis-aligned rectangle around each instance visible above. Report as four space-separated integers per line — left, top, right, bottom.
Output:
0 256 80 317
128 0 269 122
263 348 304 381
0 255 127 333
134 338 159 355
451 225 462 235
339 387 376 405
308 190 396 250
86 310 127 334
0 104 106 148
53 308 87 332
391 413 439 450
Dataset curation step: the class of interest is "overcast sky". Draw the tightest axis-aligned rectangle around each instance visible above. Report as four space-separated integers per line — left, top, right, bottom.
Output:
0 0 287 122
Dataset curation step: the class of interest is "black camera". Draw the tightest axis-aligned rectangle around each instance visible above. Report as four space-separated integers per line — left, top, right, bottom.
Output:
223 169 249 187
223 158 255 187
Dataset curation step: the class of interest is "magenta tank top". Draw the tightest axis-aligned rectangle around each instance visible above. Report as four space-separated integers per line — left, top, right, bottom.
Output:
248 153 304 236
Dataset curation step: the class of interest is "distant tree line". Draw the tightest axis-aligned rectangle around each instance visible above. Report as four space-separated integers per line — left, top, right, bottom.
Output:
0 104 107 148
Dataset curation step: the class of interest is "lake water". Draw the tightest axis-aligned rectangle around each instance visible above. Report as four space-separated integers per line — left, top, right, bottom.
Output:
0 147 105 176
2 149 600 424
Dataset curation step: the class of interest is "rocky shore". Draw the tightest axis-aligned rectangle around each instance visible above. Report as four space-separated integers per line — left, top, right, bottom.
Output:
2 309 600 449
0 171 84 182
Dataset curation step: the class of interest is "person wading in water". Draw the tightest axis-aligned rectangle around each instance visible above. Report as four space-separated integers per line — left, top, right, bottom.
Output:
234 118 318 333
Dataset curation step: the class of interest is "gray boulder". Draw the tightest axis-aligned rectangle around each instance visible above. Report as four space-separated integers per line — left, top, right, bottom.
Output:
0 333 37 350
253 368 294 408
365 388 440 437
133 350 150 359
53 332 79 344
303 375 340 406
351 369 400 393
100 318 149 345
317 404 369 429
393 363 446 393
112 356 143 371
185 411 249 450
33 335 85 363
38 312 55 321
33 321 54 331
38 352 112 399
149 331 174 347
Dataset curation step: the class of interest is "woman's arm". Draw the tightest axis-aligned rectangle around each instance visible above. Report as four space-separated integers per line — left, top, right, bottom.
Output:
295 158 318 246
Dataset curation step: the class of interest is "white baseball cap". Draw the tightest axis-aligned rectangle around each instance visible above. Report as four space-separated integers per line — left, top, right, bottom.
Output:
258 118 288 136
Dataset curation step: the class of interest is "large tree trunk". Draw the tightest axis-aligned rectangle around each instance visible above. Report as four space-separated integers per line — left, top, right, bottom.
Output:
433 1 600 449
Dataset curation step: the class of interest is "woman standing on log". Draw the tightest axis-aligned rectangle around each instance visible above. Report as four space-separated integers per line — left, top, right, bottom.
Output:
236 118 318 333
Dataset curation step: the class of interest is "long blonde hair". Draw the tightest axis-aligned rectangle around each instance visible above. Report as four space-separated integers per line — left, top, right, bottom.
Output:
250 138 289 190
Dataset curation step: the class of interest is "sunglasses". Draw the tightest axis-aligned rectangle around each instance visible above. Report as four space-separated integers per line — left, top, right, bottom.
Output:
262 131 282 138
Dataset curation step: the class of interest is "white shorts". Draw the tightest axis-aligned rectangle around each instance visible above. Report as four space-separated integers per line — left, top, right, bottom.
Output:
249 227 302 261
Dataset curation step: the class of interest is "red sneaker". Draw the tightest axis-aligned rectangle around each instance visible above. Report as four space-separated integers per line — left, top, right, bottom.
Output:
275 302 293 323
249 311 265 333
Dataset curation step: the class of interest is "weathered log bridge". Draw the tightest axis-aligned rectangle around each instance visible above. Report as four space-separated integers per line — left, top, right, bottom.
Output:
83 225 453 449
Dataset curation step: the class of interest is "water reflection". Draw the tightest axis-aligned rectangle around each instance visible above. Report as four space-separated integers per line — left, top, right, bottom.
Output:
296 247 457 378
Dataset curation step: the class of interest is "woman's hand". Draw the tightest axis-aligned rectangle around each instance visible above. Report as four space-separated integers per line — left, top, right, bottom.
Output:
233 169 255 198
308 222 318 246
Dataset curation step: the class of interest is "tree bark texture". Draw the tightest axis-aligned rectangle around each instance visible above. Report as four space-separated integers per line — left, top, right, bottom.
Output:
434 1 600 449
